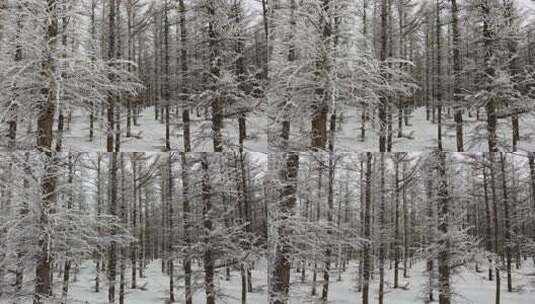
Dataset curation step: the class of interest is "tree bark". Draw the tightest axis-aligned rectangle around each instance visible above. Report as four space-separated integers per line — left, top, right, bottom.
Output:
182 152 192 304
167 153 175 302
361 153 372 304
270 152 299 304
202 154 215 304
436 152 451 304
450 0 464 151
163 0 171 151
207 2 223 152
499 153 512 292
108 153 119 304
179 0 191 152
378 153 386 304
379 0 388 152
107 0 116 152
435 0 443 151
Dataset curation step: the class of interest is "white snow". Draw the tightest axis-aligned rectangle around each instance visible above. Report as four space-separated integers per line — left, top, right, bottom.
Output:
21 259 531 304
332 107 535 152
60 106 267 152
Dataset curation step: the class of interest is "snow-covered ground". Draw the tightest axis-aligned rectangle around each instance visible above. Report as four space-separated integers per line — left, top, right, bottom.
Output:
333 107 535 152
21 259 530 304
60 107 267 152
5 105 535 152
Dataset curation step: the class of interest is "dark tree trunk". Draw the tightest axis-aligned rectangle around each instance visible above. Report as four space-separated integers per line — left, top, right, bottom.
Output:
202 154 215 304
182 153 192 304
483 165 493 281
34 3 59 302
378 153 386 304
361 153 372 304
499 153 512 292
163 0 171 151
435 0 443 151
208 3 223 152
379 0 388 152
108 153 119 304
436 152 451 304
270 152 299 304
450 0 464 151
107 0 116 152
167 153 175 302
179 0 191 152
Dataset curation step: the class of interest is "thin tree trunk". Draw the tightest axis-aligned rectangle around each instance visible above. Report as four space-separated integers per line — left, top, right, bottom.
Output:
450 0 464 151
435 0 443 151
179 0 191 152
131 155 138 289
436 152 451 304
119 154 127 304
202 154 215 304
62 153 74 304
489 153 501 304
163 0 171 151
483 165 493 281
208 3 223 152
402 161 409 278
167 153 175 302
379 0 388 152
182 152 192 304
107 0 116 152
499 153 512 292
361 153 372 304
426 159 434 303
108 153 119 304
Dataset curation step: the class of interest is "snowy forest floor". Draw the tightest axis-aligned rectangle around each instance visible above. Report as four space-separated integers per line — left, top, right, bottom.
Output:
4 105 535 152
2 106 267 152
62 107 268 152
8 259 531 304
64 105 535 152
333 107 535 152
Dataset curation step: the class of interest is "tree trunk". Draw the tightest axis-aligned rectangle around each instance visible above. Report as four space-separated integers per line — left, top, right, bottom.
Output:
131 155 138 288
179 0 191 152
182 152 192 304
435 0 443 151
379 0 388 152
436 152 451 304
378 153 386 304
107 0 116 152
402 161 409 278
426 158 434 303
450 0 464 151
119 154 127 304
483 165 493 281
394 155 401 288
202 154 215 304
207 3 223 152
270 152 299 304
167 153 175 302
89 0 96 141
499 153 512 292
34 4 59 300
311 0 331 151
481 2 497 152
361 153 372 304
163 0 171 151
61 153 75 304
488 153 500 304
108 153 119 304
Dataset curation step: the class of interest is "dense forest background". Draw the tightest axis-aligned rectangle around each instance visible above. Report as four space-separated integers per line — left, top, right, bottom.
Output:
1 0 535 304
1 0 535 152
